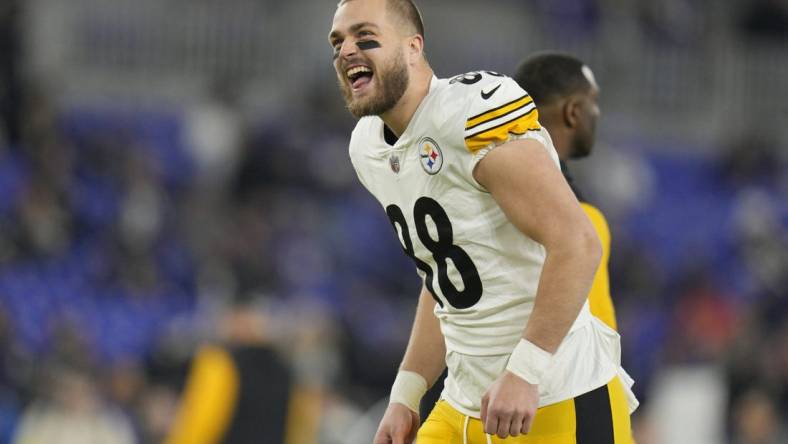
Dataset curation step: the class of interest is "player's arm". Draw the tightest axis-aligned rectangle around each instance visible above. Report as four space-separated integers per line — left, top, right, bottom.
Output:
374 285 445 444
462 74 600 355
399 285 447 386
474 138 601 353
473 138 601 439
442 72 600 438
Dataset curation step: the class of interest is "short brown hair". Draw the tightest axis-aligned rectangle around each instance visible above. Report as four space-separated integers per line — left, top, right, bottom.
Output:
338 0 425 39
388 0 424 38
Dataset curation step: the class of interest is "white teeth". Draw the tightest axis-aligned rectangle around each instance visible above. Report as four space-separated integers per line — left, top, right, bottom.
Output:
346 66 372 78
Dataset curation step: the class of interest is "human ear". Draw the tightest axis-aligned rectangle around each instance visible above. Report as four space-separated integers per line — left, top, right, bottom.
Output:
408 35 424 61
563 98 581 129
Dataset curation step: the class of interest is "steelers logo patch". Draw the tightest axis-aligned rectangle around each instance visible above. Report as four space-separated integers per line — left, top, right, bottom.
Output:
389 154 401 174
418 137 443 175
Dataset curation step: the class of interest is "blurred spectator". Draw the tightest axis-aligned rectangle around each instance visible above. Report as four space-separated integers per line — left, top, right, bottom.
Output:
0 307 32 444
731 388 788 444
11 364 136 444
663 269 740 364
645 365 727 444
725 296 788 440
112 150 167 294
13 174 72 258
731 189 788 296
135 384 178 444
183 78 243 190
103 359 148 442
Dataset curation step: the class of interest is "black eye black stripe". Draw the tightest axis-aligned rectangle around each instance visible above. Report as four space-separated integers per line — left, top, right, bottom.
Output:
357 40 381 50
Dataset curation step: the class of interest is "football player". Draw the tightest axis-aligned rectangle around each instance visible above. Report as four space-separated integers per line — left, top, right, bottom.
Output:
513 53 618 331
328 1 638 442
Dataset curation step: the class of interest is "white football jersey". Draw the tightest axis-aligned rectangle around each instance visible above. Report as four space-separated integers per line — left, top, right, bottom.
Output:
348 72 637 415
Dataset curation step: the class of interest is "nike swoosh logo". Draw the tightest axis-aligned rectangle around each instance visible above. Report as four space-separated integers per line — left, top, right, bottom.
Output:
481 84 501 100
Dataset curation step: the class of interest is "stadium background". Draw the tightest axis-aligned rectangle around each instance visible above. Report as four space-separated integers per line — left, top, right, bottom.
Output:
0 0 786 443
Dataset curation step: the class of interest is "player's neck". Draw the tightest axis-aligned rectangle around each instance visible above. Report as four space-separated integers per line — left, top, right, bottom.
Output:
381 66 434 137
555 141 571 162
544 123 571 162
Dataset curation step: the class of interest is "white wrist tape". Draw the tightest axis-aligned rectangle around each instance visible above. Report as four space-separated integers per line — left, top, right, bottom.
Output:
389 370 428 413
505 339 554 386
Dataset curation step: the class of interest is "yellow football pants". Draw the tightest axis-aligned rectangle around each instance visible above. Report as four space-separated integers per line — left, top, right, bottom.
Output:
417 377 634 444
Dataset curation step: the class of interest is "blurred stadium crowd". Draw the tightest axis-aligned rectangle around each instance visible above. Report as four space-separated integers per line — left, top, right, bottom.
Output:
0 0 787 443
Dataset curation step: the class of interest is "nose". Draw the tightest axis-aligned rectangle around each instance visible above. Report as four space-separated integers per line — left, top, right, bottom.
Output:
337 38 358 60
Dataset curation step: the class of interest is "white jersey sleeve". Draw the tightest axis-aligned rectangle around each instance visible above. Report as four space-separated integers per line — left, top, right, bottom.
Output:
460 72 541 153
437 71 559 188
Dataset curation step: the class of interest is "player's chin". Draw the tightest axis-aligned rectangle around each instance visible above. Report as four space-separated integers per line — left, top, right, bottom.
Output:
351 91 391 118
347 87 376 110
346 96 375 118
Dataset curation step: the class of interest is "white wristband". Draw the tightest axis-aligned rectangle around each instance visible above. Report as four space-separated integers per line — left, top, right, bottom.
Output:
505 339 554 386
389 370 428 413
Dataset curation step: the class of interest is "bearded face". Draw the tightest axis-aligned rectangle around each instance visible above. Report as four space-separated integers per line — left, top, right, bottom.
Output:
337 45 410 118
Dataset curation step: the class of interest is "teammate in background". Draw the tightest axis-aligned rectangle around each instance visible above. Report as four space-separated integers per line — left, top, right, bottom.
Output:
329 1 637 443
513 53 618 331
164 298 322 444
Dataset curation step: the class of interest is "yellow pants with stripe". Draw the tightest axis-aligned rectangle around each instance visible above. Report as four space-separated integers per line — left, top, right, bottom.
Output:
417 377 634 444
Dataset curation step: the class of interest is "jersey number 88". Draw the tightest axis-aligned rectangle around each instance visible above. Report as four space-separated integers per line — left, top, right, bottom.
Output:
386 197 483 309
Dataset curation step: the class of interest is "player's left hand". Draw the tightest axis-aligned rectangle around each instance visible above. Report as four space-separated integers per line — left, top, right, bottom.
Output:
373 402 420 444
480 370 539 439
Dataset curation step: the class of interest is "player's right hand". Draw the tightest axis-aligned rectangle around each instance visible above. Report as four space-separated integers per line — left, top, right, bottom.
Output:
373 402 420 444
481 370 539 439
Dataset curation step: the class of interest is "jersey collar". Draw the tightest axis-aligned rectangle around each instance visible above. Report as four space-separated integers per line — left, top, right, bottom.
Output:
386 75 440 150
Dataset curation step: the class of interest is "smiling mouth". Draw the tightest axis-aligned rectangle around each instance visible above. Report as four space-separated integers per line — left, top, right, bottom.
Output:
346 65 374 91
